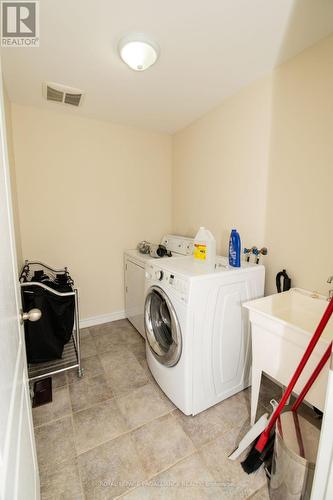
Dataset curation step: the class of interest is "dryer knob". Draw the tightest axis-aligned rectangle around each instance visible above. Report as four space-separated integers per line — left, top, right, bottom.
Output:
155 270 164 281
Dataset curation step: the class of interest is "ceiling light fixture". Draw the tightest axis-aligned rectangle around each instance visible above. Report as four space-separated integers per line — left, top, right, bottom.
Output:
118 35 159 71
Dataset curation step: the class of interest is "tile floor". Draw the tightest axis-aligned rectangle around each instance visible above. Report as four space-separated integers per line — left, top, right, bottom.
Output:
32 320 320 499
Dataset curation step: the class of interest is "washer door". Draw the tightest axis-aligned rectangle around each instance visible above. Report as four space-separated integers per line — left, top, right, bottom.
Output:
144 286 182 367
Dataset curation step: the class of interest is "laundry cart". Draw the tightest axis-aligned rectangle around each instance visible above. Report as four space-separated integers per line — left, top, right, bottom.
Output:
19 260 83 386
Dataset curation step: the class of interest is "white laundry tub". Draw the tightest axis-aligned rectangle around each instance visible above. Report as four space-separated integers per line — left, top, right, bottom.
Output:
244 288 333 424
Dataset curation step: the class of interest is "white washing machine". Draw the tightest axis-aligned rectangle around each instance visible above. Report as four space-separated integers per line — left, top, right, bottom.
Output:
124 235 193 336
144 256 265 415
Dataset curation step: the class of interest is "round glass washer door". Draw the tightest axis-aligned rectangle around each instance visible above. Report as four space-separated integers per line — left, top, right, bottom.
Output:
144 286 182 367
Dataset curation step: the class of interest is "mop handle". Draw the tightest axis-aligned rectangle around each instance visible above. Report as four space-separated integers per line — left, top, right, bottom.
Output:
256 297 333 452
291 342 332 412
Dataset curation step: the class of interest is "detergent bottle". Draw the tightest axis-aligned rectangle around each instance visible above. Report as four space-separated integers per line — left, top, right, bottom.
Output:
194 227 216 268
228 229 241 267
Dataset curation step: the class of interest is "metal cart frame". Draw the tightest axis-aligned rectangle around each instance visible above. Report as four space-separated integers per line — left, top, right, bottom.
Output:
19 260 83 384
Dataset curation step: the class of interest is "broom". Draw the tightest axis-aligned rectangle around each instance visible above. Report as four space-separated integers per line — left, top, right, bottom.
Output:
241 297 333 474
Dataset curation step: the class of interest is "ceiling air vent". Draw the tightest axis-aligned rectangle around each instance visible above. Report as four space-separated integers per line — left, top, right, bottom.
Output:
47 86 63 103
64 93 82 106
43 82 85 107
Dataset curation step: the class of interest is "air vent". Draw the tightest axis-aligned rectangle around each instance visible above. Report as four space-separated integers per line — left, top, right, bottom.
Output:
43 82 84 107
64 93 82 106
47 86 63 103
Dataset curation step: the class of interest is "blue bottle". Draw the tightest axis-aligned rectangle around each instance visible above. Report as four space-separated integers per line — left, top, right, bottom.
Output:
229 229 241 267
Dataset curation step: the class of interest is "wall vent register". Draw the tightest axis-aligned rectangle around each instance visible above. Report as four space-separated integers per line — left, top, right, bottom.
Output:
43 82 85 107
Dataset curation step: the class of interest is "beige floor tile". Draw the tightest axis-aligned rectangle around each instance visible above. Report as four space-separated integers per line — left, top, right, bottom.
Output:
241 386 251 401
199 427 268 499
34 320 274 500
69 374 113 412
40 459 83 500
136 354 151 375
212 399 268 461
134 348 147 365
67 354 104 384
154 453 223 499
92 321 144 356
173 401 233 448
78 433 147 499
73 399 128 454
116 383 174 429
51 371 68 388
93 330 125 353
100 349 149 396
33 386 71 427
80 334 97 359
88 323 109 336
119 327 145 347
35 416 76 472
132 413 195 477
152 383 176 411
247 485 270 499
80 327 91 338
213 391 252 430
114 318 137 329
137 357 176 410
89 319 131 337
99 346 129 366
127 340 146 360
122 452 224 499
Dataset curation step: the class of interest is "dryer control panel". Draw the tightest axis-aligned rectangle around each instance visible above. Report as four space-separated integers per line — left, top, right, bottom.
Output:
160 235 194 256
145 263 189 302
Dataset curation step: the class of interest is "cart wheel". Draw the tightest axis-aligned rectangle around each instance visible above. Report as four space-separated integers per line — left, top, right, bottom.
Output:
78 367 84 378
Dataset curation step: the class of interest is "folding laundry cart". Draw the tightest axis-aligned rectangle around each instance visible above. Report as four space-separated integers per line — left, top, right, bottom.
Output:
19 260 83 387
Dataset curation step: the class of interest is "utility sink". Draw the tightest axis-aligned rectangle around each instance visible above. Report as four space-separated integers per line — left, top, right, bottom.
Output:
243 288 333 424
245 287 333 341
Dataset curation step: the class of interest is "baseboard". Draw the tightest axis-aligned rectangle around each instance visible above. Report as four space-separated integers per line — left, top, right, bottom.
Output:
80 310 126 329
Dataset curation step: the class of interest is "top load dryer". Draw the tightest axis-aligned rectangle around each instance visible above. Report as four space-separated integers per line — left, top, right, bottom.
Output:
124 235 193 336
144 255 265 415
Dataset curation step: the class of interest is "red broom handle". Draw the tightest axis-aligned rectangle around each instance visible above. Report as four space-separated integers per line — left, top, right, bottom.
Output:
256 297 333 452
291 342 332 412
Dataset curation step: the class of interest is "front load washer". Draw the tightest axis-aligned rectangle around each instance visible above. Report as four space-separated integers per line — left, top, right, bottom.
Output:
144 255 265 415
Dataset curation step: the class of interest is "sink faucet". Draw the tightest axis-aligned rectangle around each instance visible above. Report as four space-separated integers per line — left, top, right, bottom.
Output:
327 276 333 300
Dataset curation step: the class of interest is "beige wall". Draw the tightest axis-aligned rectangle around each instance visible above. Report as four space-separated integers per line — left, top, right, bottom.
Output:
11 104 172 319
263 35 333 295
173 75 272 256
3 84 23 267
8 34 333 320
173 35 333 296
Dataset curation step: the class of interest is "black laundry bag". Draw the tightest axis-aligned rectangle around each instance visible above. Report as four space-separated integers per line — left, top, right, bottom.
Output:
22 280 75 363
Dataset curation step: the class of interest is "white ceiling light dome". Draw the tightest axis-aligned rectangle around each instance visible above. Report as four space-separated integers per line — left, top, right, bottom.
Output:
118 34 159 71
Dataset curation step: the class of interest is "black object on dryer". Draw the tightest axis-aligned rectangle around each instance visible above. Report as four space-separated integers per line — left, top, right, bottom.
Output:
149 244 168 258
276 269 291 293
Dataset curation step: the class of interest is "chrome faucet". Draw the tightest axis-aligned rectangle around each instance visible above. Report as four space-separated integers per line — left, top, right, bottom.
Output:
327 276 333 300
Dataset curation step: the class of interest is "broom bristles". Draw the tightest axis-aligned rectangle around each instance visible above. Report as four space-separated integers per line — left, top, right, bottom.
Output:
241 431 271 474
241 445 262 474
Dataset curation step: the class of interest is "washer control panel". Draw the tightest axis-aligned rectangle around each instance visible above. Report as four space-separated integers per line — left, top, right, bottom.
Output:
155 270 164 281
146 263 188 302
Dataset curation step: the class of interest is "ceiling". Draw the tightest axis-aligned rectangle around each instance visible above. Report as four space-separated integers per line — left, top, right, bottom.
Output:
2 0 333 133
